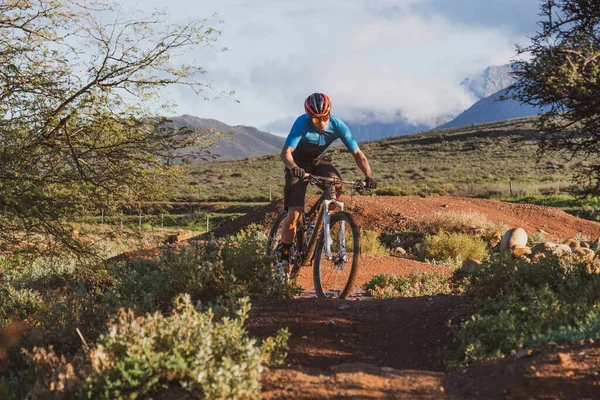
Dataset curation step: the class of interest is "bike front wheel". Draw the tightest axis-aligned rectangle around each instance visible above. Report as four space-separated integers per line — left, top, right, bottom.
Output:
313 212 361 299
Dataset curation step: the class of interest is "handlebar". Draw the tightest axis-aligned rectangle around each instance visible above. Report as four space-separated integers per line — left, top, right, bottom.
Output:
304 174 368 192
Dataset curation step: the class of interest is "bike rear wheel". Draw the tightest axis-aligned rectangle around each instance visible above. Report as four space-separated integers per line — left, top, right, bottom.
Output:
313 212 361 299
266 210 302 278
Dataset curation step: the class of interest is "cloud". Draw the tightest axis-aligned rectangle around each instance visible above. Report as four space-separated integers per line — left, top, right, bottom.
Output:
119 0 540 131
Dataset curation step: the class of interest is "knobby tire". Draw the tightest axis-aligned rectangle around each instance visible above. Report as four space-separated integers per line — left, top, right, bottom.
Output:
313 212 361 299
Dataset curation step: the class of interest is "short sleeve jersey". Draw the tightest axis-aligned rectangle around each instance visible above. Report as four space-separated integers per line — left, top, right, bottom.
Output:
284 114 359 164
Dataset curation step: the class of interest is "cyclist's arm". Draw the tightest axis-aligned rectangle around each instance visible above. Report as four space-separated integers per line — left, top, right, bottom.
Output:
335 118 373 178
352 149 374 179
280 146 298 169
281 116 304 169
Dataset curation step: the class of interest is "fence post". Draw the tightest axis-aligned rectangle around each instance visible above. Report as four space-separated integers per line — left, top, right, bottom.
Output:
269 187 272 202
509 180 513 198
139 212 142 229
161 213 164 232
206 215 209 233
101 208 104 225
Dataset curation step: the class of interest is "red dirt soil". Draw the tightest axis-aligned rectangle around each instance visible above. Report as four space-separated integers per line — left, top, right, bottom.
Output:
242 195 600 399
125 195 600 399
214 194 600 242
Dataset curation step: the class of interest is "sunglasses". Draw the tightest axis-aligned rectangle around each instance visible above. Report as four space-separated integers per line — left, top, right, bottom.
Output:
311 114 330 124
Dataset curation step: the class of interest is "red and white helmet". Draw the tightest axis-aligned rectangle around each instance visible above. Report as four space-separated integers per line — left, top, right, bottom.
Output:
304 93 331 117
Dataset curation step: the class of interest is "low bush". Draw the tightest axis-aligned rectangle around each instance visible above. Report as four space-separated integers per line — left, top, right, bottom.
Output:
0 226 300 397
357 230 388 255
527 230 548 246
108 228 300 314
420 232 488 265
363 272 452 298
420 211 504 235
449 254 600 368
22 296 289 399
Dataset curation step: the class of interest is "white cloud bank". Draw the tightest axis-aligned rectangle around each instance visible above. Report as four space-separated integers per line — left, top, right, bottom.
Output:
119 0 539 133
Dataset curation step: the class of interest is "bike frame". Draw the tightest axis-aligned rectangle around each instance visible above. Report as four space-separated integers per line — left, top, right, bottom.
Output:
298 175 353 267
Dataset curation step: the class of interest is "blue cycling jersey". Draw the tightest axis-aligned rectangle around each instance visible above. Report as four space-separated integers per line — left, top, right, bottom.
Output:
284 114 359 164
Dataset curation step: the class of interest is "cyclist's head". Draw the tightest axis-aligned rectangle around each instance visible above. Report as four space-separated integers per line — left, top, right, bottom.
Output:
304 92 331 118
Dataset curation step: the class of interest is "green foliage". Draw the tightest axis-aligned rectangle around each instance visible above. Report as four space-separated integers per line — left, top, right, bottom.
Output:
84 295 288 399
0 227 300 396
351 230 387 255
108 227 300 314
0 1 226 259
450 254 600 368
0 287 44 319
508 0 600 196
420 232 488 264
527 230 548 246
363 272 452 299
524 311 600 347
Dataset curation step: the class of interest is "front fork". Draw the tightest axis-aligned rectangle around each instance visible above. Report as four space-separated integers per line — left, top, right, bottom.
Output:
323 199 345 260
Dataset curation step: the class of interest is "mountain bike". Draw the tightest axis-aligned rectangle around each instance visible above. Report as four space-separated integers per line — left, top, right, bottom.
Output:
266 174 367 299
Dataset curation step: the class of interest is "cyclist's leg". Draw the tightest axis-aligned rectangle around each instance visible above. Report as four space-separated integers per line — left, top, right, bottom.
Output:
281 206 302 244
281 167 309 261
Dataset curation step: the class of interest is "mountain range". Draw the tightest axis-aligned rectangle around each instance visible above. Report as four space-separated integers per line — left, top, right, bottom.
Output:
171 115 285 161
438 64 544 129
174 64 544 161
459 64 518 100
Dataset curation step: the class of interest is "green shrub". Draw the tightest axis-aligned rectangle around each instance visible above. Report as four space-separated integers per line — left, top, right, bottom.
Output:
374 186 404 196
449 255 600 368
108 227 300 313
525 311 600 346
527 230 548 246
18 296 288 399
363 272 452 298
0 287 43 319
0 227 300 397
83 295 288 399
421 231 488 264
356 230 387 255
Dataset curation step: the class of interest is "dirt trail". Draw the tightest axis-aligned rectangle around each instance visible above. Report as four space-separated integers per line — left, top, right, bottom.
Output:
215 194 600 242
255 293 600 400
294 255 453 296
236 195 600 399
261 341 600 399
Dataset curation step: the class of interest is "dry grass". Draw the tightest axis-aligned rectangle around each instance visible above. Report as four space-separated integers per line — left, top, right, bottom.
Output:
166 117 581 202
420 211 507 236
421 231 489 264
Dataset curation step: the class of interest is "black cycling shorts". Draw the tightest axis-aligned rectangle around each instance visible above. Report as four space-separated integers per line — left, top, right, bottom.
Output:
283 162 341 209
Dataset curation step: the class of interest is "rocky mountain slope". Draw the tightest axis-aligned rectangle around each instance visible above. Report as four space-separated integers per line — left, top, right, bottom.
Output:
437 87 543 129
460 64 517 100
172 115 285 161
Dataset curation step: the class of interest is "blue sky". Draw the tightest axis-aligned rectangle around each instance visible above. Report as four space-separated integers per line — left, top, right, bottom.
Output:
119 0 541 134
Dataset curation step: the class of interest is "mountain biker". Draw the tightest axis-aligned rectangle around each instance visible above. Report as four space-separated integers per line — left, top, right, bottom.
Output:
278 92 377 274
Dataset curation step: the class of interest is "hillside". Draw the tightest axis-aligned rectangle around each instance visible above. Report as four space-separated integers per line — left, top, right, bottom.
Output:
345 118 431 142
171 117 577 202
438 88 544 129
172 115 285 161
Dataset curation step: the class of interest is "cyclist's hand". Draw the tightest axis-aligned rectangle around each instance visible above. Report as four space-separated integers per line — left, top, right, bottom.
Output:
364 176 377 189
291 166 305 178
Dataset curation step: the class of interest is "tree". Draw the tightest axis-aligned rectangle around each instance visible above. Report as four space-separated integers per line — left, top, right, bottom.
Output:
508 0 600 195
0 0 225 260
